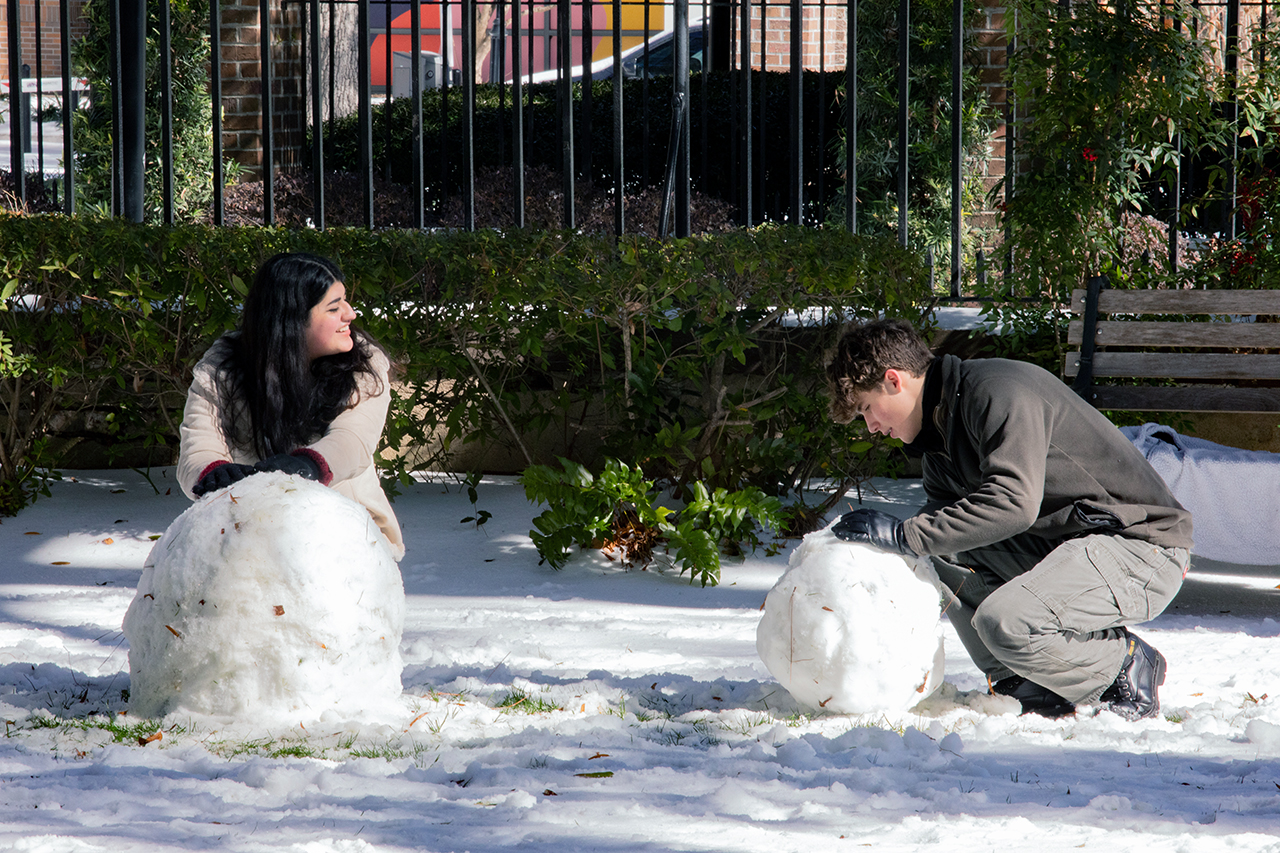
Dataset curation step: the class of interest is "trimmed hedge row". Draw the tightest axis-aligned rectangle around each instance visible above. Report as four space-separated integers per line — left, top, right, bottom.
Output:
0 215 932 514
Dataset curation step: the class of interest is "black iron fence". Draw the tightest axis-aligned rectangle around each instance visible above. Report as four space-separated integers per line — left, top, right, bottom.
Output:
0 0 1275 295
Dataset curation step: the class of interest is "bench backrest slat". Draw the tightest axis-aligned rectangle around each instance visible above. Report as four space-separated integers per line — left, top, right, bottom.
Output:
1064 352 1280 381
1066 319 1280 348
1086 386 1280 413
1070 288 1280 316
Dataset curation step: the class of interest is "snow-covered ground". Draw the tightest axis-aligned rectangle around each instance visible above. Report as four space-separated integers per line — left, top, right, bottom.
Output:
3 468 1280 852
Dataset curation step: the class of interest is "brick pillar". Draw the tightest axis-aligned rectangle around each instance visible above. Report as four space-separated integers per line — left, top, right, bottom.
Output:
220 0 306 179
971 2 1006 234
741 0 846 71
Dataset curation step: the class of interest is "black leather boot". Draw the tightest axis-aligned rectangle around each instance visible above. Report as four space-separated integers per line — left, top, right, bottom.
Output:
990 674 1076 719
1099 629 1166 721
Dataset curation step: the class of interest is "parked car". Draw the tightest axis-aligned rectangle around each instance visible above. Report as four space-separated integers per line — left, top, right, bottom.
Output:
589 23 705 80
519 22 707 84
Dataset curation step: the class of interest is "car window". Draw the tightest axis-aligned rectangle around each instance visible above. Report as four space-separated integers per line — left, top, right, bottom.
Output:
637 30 705 75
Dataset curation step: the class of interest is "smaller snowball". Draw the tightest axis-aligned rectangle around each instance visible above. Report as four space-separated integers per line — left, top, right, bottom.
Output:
123 473 405 722
756 523 944 715
1245 719 1280 752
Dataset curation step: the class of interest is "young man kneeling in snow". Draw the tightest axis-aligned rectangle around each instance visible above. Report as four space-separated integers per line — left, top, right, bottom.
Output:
825 319 1192 720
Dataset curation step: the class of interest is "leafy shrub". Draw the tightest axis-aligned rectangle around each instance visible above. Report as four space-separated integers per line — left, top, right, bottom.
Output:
0 216 931 525
72 0 219 221
521 457 782 587
997 0 1280 299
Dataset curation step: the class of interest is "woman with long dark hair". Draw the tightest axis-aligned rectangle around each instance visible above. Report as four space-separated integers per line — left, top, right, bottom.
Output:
177 252 403 559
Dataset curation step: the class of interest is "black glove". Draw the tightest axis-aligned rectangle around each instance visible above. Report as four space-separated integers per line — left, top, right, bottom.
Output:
254 452 323 481
192 462 258 497
831 508 916 556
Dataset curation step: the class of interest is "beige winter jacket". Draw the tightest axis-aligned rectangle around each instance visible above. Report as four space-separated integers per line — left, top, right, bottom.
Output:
177 335 405 560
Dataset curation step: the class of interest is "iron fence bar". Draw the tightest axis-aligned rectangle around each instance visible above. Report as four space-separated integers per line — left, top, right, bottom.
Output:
160 0 174 223
33 0 43 184
788 0 801 224
300 0 306 167
896 0 908 245
1226 0 1239 241
383 0 392 182
7 0 22 204
109 0 121 213
758 0 766 225
261 0 275 225
496 0 505 169
211 0 223 224
411 0 423 228
513 0 525 227
612 0 623 235
740 0 751 226
1186 0 1198 273
1262 0 1269 67
582 0 593 180
729 0 739 213
328 0 336 123
949 0 961 296
642 0 652 186
675 0 690 235
845 0 856 232
463 0 476 230
817 0 825 222
18 63 27 158
658 91 685 236
1167 1 1180 272
59 0 74 214
700 0 708 195
1003 3 1013 287
357 0 374 227
441 0 451 212
558 0 575 227
121 0 145 222
310 0 325 228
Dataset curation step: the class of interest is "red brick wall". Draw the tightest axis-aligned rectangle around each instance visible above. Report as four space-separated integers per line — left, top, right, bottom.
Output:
0 0 88 81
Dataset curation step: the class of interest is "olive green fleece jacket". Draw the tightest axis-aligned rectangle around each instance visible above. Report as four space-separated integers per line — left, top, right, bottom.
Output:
900 355 1193 558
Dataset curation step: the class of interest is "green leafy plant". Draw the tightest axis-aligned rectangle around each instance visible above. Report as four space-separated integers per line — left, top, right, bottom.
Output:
72 0 220 221
521 456 782 587
459 470 492 529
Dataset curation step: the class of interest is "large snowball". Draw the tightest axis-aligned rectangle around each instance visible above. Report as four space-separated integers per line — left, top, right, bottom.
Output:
757 524 944 714
123 473 405 721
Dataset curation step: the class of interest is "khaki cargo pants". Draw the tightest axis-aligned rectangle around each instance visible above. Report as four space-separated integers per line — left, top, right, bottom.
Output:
932 533 1189 705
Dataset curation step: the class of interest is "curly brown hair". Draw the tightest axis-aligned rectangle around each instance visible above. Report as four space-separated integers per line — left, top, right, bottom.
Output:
825 319 934 424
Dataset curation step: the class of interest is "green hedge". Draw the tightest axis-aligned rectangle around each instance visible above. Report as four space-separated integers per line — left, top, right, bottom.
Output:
0 215 931 514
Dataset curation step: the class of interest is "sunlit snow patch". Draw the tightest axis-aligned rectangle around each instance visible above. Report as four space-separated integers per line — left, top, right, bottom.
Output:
122 473 405 721
756 524 945 714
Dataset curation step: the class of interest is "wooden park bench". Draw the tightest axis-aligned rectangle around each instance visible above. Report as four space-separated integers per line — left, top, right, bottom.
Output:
1064 275 1280 413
